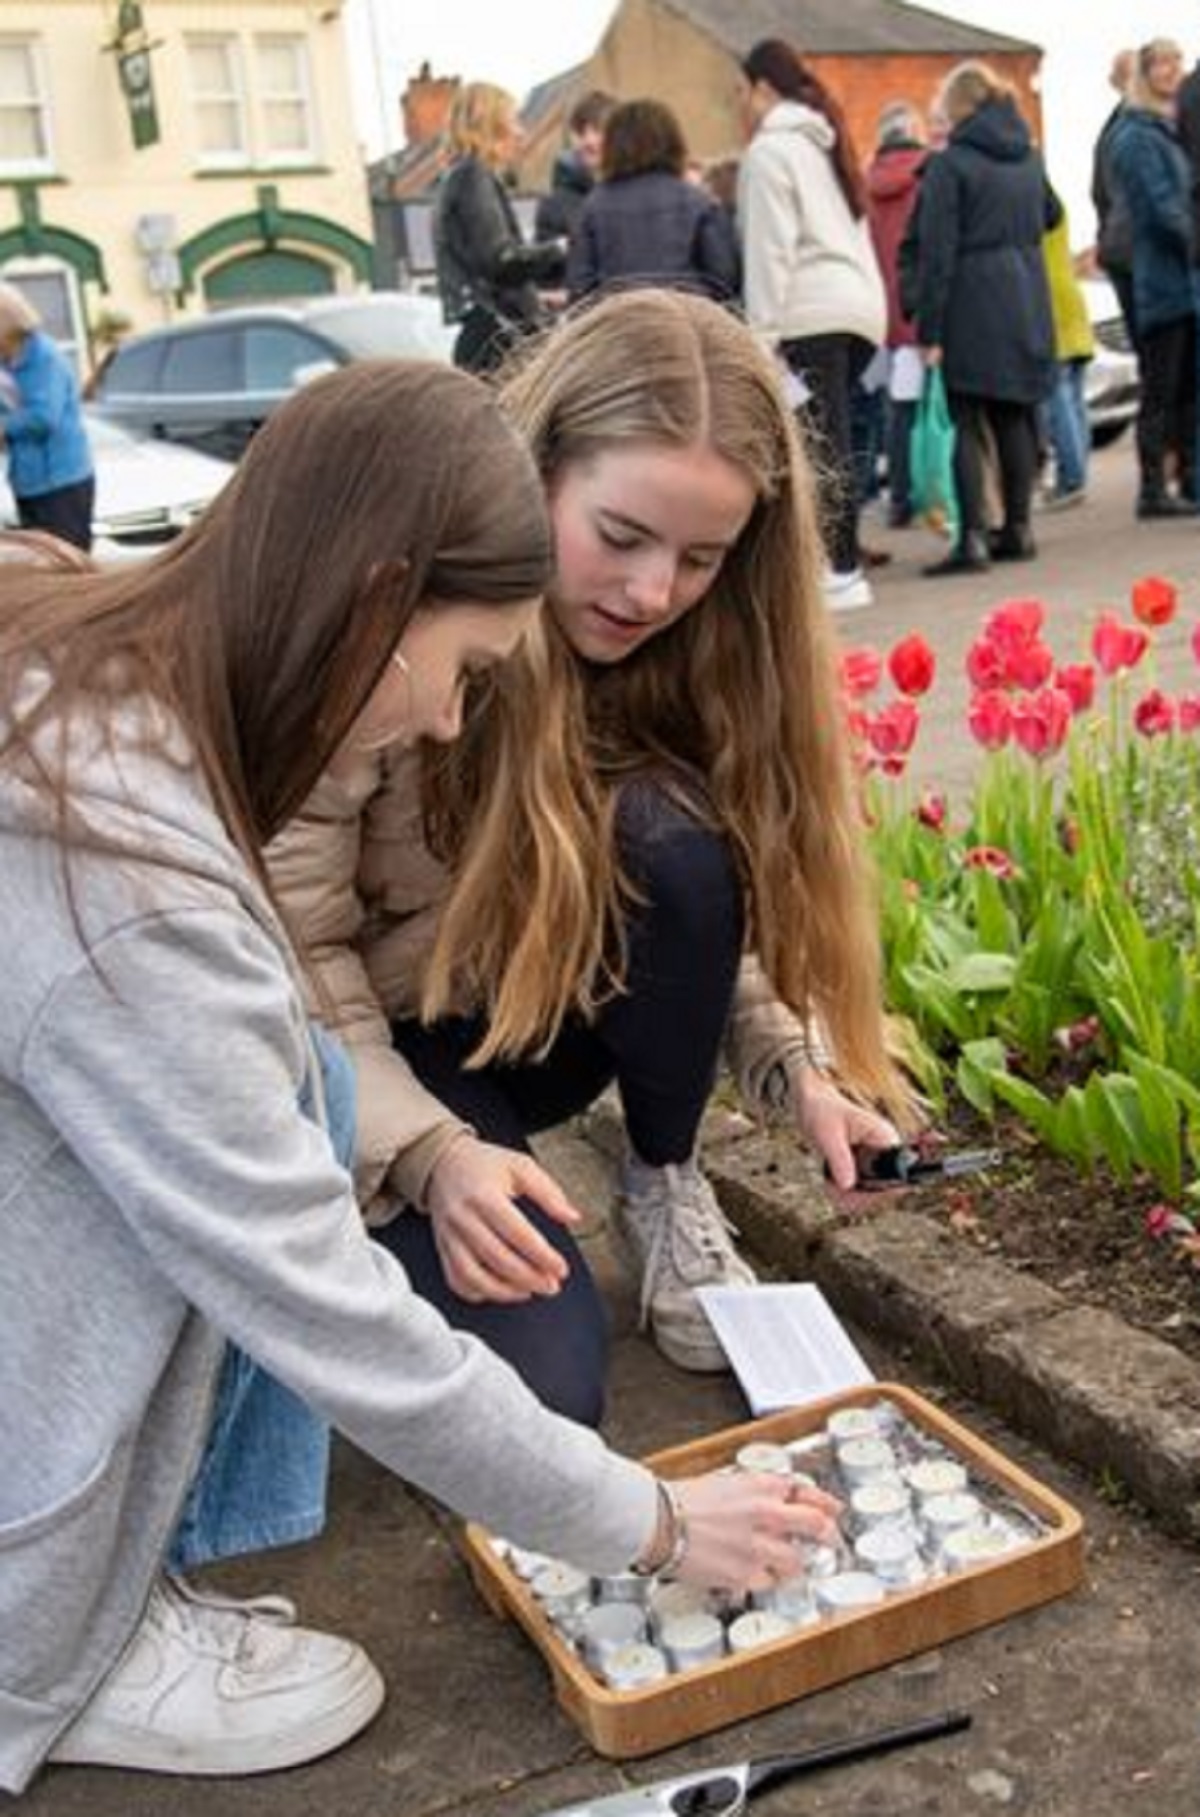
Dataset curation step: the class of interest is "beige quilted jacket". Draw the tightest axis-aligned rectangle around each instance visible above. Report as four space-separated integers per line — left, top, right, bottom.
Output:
267 750 815 1215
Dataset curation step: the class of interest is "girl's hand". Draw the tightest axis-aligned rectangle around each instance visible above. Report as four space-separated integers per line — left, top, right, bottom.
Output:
791 1068 901 1191
424 1135 582 1303
669 1472 842 1592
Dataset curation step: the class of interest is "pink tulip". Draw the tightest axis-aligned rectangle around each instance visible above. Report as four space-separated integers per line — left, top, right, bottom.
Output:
1006 639 1055 691
966 636 1008 691
1178 694 1200 733
1092 613 1149 676
867 699 920 757
1055 663 1096 714
963 845 1018 879
984 598 1046 649
1133 688 1176 737
841 646 883 697
1011 686 1072 758
916 790 947 831
967 688 1012 750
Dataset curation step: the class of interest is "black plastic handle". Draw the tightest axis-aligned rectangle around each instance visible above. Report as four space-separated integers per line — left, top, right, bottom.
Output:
744 1708 973 1798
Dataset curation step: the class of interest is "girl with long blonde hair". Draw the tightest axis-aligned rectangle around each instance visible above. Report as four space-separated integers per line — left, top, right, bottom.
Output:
272 288 908 1422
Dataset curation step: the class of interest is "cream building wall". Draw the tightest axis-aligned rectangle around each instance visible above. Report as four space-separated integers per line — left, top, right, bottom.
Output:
0 0 372 367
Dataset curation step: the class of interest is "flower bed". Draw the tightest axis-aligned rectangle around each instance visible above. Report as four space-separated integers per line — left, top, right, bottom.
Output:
845 577 1200 1266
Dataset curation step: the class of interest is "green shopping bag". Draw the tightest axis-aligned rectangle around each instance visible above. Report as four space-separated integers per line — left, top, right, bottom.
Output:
909 367 959 544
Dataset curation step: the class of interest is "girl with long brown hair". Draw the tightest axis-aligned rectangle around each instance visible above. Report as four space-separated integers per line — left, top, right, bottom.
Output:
271 289 908 1427
0 358 838 1792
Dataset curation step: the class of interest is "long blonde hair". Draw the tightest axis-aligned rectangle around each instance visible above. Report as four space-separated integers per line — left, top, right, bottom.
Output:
447 82 517 167
425 289 904 1109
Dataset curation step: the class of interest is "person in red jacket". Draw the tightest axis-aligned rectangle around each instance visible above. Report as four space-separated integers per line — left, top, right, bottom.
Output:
864 101 928 529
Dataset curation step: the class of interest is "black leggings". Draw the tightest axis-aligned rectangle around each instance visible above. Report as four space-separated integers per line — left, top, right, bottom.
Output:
779 332 876 572
17 475 94 553
945 391 1040 537
374 782 745 1425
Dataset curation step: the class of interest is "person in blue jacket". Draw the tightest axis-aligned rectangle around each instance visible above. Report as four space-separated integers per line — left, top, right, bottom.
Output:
0 281 93 551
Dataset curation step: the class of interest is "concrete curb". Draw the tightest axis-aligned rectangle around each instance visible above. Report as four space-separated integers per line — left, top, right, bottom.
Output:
584 1104 1200 1543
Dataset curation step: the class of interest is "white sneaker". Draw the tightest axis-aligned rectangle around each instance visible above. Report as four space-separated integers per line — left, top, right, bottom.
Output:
822 567 875 613
611 1156 756 1372
51 1574 385 1777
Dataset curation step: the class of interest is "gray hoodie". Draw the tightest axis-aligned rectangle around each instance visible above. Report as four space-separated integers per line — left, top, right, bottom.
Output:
0 687 654 1793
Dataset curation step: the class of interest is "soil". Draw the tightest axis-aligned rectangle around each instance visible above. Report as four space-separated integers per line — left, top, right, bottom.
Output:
905 1099 1200 1367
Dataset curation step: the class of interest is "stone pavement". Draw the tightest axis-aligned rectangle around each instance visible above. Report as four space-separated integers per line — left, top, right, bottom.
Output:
17 436 1200 1816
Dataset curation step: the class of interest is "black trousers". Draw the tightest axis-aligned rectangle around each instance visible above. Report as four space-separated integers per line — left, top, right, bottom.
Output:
17 475 94 552
375 782 745 1426
1136 313 1197 499
945 391 1040 539
780 332 875 573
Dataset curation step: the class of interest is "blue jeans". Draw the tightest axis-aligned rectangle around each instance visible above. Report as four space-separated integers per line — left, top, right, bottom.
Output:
1044 358 1090 497
168 1026 355 1570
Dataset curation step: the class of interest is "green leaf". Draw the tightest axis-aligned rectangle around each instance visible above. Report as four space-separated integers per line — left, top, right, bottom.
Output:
944 951 1018 995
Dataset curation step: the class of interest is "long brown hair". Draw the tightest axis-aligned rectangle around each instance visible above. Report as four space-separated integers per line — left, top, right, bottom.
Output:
741 39 866 218
426 288 904 1109
0 360 551 895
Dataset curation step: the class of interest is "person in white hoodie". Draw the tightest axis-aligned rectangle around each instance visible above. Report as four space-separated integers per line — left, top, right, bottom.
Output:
737 38 887 613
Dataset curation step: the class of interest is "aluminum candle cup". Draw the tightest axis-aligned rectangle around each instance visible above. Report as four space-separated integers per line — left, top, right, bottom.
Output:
647 1580 711 1641
727 1609 794 1654
734 1441 794 1477
814 1571 887 1615
658 1610 726 1671
753 1575 821 1627
921 1491 983 1551
854 1524 926 1588
593 1570 652 1605
904 1457 969 1503
600 1640 669 1690
849 1480 914 1533
579 1600 646 1671
530 1562 593 1623
836 1436 897 1488
827 1406 887 1446
786 1432 835 1479
941 1523 1018 1573
507 1546 551 1582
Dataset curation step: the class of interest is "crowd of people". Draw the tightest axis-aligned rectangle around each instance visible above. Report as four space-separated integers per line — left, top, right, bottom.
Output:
434 34 1200 610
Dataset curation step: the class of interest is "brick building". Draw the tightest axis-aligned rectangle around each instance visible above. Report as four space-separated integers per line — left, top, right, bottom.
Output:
372 0 1040 287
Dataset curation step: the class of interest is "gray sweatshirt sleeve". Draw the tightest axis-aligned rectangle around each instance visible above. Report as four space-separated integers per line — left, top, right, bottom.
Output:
19 901 656 1573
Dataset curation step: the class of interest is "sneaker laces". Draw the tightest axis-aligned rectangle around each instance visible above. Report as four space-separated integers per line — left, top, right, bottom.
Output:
634 1165 744 1331
155 1575 298 1670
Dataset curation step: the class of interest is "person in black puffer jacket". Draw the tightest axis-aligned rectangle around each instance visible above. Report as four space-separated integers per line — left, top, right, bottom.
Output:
911 61 1059 574
534 90 615 247
567 98 740 304
434 82 566 373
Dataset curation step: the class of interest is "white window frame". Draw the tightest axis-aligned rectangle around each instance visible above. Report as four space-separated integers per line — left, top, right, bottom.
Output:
0 37 54 179
254 34 318 167
0 259 85 380
185 33 249 171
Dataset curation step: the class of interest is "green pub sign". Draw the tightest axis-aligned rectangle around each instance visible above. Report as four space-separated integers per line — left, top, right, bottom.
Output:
113 1 160 149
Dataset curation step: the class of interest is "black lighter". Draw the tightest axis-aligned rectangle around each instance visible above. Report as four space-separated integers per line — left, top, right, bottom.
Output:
844 1143 1003 1190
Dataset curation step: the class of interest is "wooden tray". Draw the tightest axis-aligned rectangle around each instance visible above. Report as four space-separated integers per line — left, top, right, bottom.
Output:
462 1382 1084 1758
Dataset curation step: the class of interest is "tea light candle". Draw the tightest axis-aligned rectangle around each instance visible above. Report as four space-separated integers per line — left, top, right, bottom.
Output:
530 1562 593 1622
754 1576 820 1627
646 1580 711 1641
836 1436 897 1487
904 1457 969 1503
849 1480 913 1532
854 1525 926 1588
593 1570 652 1605
579 1600 646 1670
734 1441 794 1477
920 1490 983 1547
658 1610 726 1672
827 1406 886 1446
802 1541 842 1579
727 1609 793 1654
814 1571 887 1615
600 1640 669 1690
941 1523 1017 1573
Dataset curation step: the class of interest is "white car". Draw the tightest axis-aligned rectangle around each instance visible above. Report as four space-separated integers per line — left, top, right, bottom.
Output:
1081 275 1139 447
0 410 233 560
